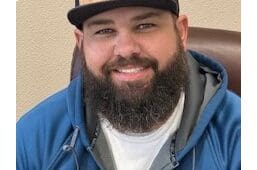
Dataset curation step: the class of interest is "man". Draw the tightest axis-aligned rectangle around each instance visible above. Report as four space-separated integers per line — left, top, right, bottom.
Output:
16 0 241 169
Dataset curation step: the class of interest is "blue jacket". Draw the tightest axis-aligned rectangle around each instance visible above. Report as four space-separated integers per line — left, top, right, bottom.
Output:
17 51 241 170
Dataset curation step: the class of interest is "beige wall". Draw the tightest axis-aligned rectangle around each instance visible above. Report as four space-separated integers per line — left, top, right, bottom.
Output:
16 0 241 119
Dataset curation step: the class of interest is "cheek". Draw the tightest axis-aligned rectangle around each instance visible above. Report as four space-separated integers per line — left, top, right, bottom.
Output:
141 33 177 70
83 42 112 77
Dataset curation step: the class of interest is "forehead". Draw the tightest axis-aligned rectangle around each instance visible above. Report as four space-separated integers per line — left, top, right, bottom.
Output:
83 7 170 26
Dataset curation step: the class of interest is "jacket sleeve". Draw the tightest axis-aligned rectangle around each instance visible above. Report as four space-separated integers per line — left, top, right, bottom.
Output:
221 91 241 169
227 92 241 169
209 91 241 169
17 116 31 170
229 131 241 170
16 114 40 170
16 108 47 170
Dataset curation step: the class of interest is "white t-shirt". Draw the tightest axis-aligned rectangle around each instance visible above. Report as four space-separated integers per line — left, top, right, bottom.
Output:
101 92 185 170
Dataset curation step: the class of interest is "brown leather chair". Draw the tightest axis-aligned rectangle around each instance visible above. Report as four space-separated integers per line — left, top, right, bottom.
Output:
70 27 241 96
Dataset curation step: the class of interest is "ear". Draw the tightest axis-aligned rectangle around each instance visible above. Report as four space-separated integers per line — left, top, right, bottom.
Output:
176 15 189 49
74 28 84 49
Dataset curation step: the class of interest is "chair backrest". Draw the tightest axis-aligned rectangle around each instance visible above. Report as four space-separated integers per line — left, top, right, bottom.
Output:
187 27 241 96
70 27 241 96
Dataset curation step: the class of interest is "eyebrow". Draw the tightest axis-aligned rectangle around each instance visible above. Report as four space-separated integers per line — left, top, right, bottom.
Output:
86 11 163 28
86 19 115 28
131 11 163 21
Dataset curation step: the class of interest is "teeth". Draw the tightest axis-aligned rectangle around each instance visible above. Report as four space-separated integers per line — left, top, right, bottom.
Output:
117 67 144 73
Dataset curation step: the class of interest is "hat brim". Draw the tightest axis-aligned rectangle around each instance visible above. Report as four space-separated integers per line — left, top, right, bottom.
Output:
67 0 179 27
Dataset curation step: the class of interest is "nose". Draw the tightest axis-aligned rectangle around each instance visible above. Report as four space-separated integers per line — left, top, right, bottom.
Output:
113 32 141 58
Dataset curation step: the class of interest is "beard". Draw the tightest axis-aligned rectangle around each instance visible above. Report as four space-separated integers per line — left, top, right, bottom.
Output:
83 39 189 134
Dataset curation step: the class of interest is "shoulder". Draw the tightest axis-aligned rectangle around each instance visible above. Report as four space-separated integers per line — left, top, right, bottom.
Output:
17 88 69 128
215 90 241 121
16 75 84 169
212 90 241 144
206 90 241 169
16 88 73 169
16 87 73 143
209 90 240 133
17 74 83 129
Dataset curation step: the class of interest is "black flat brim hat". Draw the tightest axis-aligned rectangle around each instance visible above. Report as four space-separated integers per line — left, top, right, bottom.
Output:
67 0 179 28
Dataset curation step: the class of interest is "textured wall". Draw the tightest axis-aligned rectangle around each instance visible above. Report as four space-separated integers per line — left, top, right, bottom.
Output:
179 0 240 31
16 0 74 119
16 0 241 119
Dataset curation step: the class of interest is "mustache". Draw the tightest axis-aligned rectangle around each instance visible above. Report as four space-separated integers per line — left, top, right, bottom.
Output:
102 55 158 75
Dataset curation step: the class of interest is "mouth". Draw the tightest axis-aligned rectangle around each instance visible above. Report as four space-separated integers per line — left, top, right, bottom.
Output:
111 65 153 82
115 66 144 73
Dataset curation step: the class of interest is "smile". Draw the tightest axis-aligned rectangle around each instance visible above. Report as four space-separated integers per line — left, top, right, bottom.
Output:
115 67 144 73
112 65 153 82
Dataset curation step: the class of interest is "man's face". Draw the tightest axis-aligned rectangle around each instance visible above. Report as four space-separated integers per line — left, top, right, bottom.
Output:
79 7 186 89
75 7 189 133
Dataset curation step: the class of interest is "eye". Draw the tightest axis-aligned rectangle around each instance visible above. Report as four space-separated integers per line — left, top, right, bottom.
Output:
95 28 115 35
137 23 156 31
